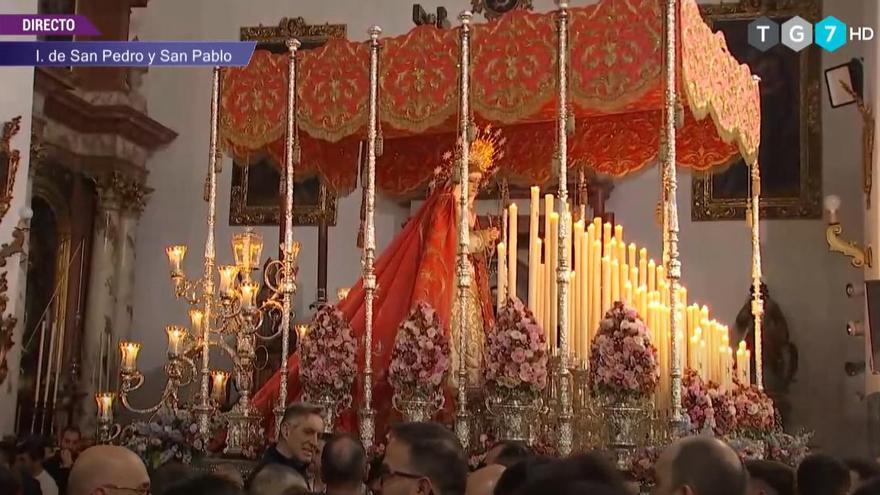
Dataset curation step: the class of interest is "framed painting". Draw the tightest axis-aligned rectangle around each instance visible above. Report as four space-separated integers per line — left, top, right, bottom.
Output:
692 0 822 221
231 18 346 226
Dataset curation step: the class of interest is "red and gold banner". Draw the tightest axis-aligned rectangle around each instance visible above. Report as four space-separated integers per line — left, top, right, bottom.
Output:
219 0 757 197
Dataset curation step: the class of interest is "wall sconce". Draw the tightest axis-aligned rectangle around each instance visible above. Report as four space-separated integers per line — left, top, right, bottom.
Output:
847 320 864 337
846 361 866 376
824 195 872 268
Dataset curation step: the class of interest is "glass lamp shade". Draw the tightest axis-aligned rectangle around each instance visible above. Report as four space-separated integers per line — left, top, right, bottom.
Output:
189 309 205 337
295 324 309 341
119 342 141 373
218 265 240 296
95 393 115 422
165 326 188 357
210 371 230 404
239 282 259 311
166 245 187 275
232 229 263 271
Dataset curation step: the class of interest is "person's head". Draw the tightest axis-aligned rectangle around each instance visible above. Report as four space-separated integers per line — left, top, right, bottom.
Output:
796 453 850 495
381 422 467 495
654 436 747 495
466 465 505 495
60 426 83 454
164 474 243 495
15 437 46 475
846 458 880 491
484 442 530 468
367 453 384 495
278 402 324 465
322 433 367 490
150 462 195 495
853 477 880 495
745 460 794 495
493 456 555 495
68 445 150 495
517 454 626 495
249 464 308 495
0 465 22 495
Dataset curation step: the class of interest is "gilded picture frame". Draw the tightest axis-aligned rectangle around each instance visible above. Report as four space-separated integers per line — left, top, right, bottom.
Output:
0 116 23 224
230 18 346 227
692 0 822 221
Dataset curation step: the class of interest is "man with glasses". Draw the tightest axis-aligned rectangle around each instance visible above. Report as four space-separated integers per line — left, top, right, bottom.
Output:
68 445 150 495
378 422 467 495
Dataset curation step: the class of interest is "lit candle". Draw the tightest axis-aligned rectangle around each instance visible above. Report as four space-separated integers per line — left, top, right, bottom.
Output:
627 243 636 272
601 256 611 315
218 265 240 297
537 258 546 339
549 213 559 350
624 279 633 304
536 240 544 325
165 326 187 357
189 309 205 338
574 220 584 354
529 187 540 311
611 259 620 303
211 371 230 404
591 240 601 335
648 259 656 292
689 328 702 371
497 242 508 308
166 245 187 276
95 392 115 422
638 249 648 287
620 263 629 297
617 239 626 267
508 203 518 300
746 349 752 384
699 339 707 381
608 238 618 263
603 222 612 255
614 224 623 246
119 342 141 373
240 282 258 311
630 266 639 295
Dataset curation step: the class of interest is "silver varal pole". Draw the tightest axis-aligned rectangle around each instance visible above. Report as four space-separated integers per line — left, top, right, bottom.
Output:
750 159 764 390
360 26 381 450
663 0 684 426
275 38 301 435
554 0 573 456
196 66 221 435
454 10 473 451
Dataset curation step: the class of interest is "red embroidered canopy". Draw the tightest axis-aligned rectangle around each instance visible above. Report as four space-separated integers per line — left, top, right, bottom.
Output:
219 0 760 197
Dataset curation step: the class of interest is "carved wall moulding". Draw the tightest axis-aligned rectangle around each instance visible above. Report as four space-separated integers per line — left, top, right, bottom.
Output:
94 171 153 214
692 0 822 221
240 17 346 46
0 116 23 224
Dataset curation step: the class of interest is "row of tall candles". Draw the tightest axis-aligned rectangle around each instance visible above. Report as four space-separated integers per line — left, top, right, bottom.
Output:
494 188 754 410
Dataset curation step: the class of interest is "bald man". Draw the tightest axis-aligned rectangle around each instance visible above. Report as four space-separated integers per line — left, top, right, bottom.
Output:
68 446 150 495
466 464 505 495
654 436 748 495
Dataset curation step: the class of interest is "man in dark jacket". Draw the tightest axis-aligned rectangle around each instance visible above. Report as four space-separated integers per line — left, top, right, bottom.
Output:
247 402 324 489
43 426 82 495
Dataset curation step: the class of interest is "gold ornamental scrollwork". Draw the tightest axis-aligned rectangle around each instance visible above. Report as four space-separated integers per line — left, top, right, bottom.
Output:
240 17 346 45
471 0 534 20
0 224 27 385
0 116 23 224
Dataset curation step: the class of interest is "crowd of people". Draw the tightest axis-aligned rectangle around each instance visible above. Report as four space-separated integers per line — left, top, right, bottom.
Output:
2 402 880 495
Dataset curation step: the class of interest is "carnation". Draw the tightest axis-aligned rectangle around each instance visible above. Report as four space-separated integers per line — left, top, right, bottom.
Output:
729 383 777 438
486 298 548 395
681 368 715 432
389 301 451 396
120 409 216 468
300 304 358 403
589 301 659 398
708 383 738 437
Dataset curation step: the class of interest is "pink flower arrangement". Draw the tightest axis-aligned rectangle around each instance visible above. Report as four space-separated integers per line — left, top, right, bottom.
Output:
729 383 777 437
766 431 812 467
708 383 738 436
486 298 548 395
300 304 357 402
389 302 451 395
589 301 659 398
681 368 715 431
629 446 661 485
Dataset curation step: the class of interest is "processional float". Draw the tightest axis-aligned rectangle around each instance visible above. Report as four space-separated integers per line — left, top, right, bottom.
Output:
97 0 764 459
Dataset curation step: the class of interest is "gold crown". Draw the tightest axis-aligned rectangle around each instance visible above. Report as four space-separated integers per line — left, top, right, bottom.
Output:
441 126 505 172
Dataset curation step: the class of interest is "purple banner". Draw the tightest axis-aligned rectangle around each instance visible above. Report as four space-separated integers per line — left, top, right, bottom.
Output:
0 14 101 36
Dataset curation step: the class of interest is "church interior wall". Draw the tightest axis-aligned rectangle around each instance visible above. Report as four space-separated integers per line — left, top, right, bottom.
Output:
0 0 38 436
130 0 872 454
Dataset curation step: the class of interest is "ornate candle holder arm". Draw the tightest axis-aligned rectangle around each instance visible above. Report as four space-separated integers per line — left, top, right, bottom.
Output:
824 195 872 268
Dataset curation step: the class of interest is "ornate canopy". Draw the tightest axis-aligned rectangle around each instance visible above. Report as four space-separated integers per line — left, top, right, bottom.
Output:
219 0 760 197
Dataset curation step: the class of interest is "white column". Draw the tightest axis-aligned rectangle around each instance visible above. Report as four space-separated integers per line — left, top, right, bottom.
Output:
79 179 121 431
110 186 147 343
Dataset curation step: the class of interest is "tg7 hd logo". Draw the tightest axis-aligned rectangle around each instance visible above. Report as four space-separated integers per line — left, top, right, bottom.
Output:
748 16 874 52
